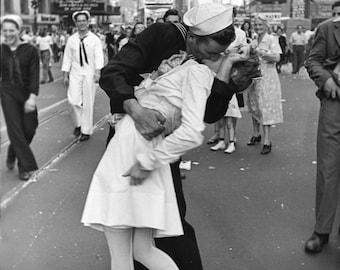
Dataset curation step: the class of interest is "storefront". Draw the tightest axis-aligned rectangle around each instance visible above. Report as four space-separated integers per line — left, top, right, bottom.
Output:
36 13 60 32
51 0 120 29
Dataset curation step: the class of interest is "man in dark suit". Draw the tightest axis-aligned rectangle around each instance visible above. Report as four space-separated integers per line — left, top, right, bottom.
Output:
304 0 340 254
105 24 116 61
100 3 250 269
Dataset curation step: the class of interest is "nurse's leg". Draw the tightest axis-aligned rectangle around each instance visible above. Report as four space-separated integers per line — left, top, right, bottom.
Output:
133 228 179 270
103 226 134 270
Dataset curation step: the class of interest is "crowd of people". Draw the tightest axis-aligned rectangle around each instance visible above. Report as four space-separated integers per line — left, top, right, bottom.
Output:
1 0 340 269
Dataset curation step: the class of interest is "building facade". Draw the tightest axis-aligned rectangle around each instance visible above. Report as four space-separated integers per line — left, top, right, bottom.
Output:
1 0 120 31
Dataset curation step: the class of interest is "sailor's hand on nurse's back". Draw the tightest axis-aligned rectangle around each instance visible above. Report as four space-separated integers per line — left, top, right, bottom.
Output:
124 99 166 140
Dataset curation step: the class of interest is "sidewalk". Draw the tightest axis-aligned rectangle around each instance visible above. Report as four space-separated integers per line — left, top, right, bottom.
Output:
0 122 111 270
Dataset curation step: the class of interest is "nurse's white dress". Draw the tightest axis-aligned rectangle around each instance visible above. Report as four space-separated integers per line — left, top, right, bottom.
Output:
81 60 214 238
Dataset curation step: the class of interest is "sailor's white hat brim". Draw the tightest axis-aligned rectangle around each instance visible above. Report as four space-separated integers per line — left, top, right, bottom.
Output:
72 10 91 22
183 3 233 36
1 14 23 29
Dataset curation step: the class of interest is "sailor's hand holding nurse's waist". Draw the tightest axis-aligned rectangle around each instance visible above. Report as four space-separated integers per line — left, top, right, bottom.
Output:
123 99 166 141
123 162 151 186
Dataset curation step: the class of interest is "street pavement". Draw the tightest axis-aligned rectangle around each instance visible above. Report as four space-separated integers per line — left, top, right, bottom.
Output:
1 65 340 270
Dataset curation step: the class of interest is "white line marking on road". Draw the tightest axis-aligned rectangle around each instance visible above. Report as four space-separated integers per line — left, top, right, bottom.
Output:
0 114 110 211
39 98 68 115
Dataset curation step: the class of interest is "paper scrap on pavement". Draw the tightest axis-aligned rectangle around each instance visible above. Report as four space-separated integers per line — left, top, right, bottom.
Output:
179 160 191 170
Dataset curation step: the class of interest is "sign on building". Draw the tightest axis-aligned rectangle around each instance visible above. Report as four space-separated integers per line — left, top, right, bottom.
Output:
52 0 105 14
252 12 282 25
37 14 60 24
291 0 305 18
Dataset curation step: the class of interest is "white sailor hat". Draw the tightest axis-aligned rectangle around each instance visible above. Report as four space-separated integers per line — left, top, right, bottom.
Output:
1 14 23 29
183 3 233 36
72 10 91 22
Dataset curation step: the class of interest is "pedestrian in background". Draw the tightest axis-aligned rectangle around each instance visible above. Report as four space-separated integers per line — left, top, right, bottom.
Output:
118 26 132 51
36 29 54 84
0 15 40 180
105 24 117 61
289 25 307 74
62 10 104 142
130 22 145 42
208 7 247 154
21 29 33 44
51 31 60 63
275 27 288 73
304 0 340 254
146 17 154 27
163 8 181 23
247 15 283 155
241 20 253 44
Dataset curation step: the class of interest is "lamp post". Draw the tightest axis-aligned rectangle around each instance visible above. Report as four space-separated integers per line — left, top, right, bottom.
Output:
31 0 41 33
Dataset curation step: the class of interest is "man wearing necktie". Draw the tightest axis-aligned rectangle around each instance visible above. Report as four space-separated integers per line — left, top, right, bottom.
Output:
62 10 104 141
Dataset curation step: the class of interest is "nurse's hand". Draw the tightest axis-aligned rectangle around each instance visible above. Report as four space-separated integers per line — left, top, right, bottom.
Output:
238 44 251 60
123 162 151 186
124 99 165 140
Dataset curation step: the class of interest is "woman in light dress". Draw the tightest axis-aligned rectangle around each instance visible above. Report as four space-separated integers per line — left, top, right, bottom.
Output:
82 52 216 269
247 15 283 155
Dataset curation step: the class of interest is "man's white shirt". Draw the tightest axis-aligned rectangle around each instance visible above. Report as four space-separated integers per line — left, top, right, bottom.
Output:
62 31 104 75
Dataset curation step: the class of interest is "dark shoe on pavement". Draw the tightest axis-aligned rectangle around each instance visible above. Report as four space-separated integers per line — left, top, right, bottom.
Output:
305 232 329 254
79 134 90 141
6 159 15 170
180 172 186 180
73 127 81 137
247 135 261 145
18 171 33 181
207 134 219 144
261 143 272 155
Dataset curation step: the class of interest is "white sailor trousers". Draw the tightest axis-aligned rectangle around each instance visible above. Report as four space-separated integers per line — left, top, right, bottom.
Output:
67 73 96 135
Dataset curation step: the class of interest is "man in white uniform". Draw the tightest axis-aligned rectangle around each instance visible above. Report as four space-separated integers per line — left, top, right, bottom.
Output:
62 10 104 141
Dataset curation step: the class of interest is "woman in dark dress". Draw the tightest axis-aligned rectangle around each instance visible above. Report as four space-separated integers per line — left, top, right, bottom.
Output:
276 27 288 73
241 20 253 44
0 15 40 180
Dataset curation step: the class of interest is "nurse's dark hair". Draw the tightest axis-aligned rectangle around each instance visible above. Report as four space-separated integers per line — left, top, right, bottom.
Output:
196 24 235 47
232 49 262 91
